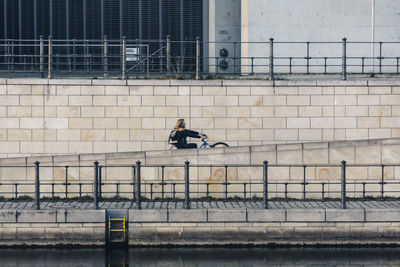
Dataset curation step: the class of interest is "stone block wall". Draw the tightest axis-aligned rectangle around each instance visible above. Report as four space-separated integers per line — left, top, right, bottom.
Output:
0 138 399 199
0 78 400 158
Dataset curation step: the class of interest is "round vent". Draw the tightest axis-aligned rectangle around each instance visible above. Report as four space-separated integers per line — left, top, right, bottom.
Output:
219 48 229 58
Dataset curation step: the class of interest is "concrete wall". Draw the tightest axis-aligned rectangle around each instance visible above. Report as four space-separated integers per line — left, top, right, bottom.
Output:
241 0 400 73
1 138 399 199
0 209 105 246
128 208 400 245
1 78 400 158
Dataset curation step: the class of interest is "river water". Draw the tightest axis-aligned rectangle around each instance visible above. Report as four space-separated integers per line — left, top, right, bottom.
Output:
0 247 400 266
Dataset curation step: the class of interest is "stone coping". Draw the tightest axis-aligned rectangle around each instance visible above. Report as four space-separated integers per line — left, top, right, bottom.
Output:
1 78 400 87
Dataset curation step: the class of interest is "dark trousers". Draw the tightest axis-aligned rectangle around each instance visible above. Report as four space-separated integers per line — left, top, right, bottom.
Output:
176 143 198 149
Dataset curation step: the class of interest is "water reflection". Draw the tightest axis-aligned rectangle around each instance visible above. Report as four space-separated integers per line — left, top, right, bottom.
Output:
0 247 400 266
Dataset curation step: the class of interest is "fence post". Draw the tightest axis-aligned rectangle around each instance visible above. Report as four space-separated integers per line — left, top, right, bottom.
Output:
269 37 274 80
99 166 102 200
93 161 99 210
65 166 69 199
39 35 44 77
381 164 385 198
121 36 127 80
35 161 40 210
303 165 307 200
263 160 269 209
196 37 201 80
184 161 190 209
166 35 171 74
136 161 142 210
342 37 347 80
341 160 347 209
103 35 108 79
48 35 52 79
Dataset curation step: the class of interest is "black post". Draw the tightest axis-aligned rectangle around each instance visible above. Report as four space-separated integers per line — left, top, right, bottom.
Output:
35 161 40 210
184 161 190 209
136 161 142 209
341 160 347 209
93 161 99 210
342 37 347 80
224 165 228 199
263 161 269 209
269 37 274 80
381 164 385 198
303 165 306 200
98 166 102 200
65 166 69 199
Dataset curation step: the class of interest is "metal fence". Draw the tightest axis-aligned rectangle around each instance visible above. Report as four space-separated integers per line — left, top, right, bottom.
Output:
0 160 399 210
0 37 399 80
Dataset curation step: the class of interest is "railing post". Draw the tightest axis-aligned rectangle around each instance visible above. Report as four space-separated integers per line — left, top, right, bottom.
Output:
381 164 385 198
99 166 102 200
39 35 44 77
184 161 190 209
263 160 269 209
103 35 108 79
35 161 40 210
166 35 171 74
65 166 69 199
341 160 347 209
48 35 52 79
121 36 126 80
93 161 99 210
136 161 142 210
341 37 347 80
196 37 201 80
269 37 274 80
303 165 307 200
224 165 228 199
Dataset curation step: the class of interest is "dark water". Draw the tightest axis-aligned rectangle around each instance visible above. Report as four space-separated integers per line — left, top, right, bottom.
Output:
1 248 400 266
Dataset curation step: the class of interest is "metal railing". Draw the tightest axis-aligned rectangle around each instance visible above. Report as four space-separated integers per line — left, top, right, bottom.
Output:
0 160 399 210
1 37 399 80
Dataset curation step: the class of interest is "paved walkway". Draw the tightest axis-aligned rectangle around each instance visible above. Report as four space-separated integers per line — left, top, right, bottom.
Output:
1 200 400 210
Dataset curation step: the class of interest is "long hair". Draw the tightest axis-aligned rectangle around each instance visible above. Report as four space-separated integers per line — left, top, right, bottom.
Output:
173 119 185 129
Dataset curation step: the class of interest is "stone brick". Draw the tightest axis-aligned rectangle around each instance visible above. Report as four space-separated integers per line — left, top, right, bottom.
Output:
191 118 214 129
215 118 238 129
239 96 263 106
142 118 165 129
67 96 89 106
311 118 334 129
335 95 357 105
381 95 400 105
215 96 238 106
369 129 391 139
56 85 80 95
81 130 105 141
8 107 31 118
250 87 274 95
0 211 17 223
93 118 117 129
247 209 285 222
8 130 31 141
366 209 400 222
369 106 391 117
105 86 129 95
166 96 189 106
106 130 129 141
358 117 380 128
81 85 105 95
381 117 400 128
130 107 154 117
275 87 298 95
69 142 92 154
57 107 80 117
299 129 322 141
154 107 178 118
311 95 333 105
0 96 19 105
207 209 246 222
57 130 80 141
45 142 69 154
335 117 356 128
358 95 380 105
93 142 117 153
250 107 274 117
17 210 57 223
129 210 168 222
169 210 207 222
287 118 310 128
7 85 31 95
20 96 44 106
130 85 153 95
44 118 69 129
81 107 105 118
130 129 154 141
226 86 249 95
20 118 42 129
323 106 335 117
203 107 226 118
263 96 286 106
69 118 92 129
106 107 130 117
66 210 105 223
142 96 165 106
202 86 225 95
346 129 369 140
346 106 369 117
286 209 325 222
238 118 262 128
277 148 302 163
263 118 286 128
227 130 250 141
117 96 140 106
250 129 274 141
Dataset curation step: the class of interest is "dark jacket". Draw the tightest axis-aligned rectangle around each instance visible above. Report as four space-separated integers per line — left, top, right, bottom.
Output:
174 128 201 148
